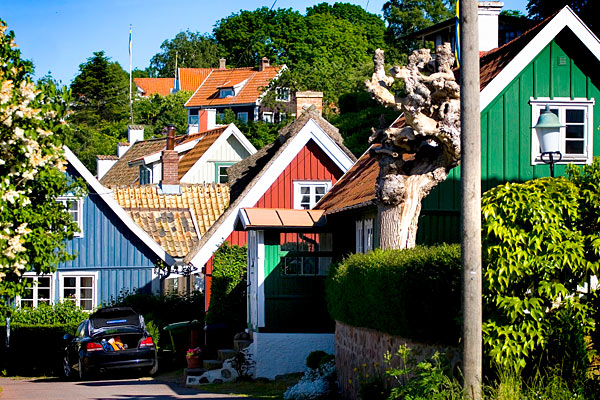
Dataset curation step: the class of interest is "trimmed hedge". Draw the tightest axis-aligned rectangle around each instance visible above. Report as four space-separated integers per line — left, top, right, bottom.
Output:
0 322 78 376
326 244 461 345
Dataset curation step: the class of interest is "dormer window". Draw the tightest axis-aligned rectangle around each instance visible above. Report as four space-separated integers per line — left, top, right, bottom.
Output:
220 88 234 98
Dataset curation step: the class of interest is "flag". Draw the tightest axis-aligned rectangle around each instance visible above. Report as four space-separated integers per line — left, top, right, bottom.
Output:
455 3 460 67
129 25 132 56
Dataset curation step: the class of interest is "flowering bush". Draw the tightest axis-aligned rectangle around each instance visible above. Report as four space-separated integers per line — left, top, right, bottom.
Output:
186 347 202 358
0 20 84 314
284 360 337 400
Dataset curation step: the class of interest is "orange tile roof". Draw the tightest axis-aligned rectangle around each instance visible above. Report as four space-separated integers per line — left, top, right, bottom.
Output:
179 68 212 92
113 184 230 258
185 66 280 107
134 78 173 97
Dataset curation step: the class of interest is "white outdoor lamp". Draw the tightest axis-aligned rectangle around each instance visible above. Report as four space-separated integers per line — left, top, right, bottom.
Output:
534 105 564 177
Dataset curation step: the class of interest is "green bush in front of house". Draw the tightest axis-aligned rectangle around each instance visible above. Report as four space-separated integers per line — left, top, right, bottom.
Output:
326 244 462 344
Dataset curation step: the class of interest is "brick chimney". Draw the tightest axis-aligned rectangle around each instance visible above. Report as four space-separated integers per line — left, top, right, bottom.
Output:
198 109 217 131
295 91 323 117
258 57 270 72
160 125 180 194
478 1 504 51
219 58 226 70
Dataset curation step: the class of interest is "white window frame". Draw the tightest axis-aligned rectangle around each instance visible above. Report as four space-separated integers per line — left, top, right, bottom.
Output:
530 97 595 165
219 88 234 98
58 271 98 311
355 220 364 253
293 180 332 210
355 218 374 254
276 87 290 102
262 112 273 123
56 196 83 237
16 273 55 308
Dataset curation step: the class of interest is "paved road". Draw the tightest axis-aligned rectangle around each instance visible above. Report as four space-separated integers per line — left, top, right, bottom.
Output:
0 377 251 400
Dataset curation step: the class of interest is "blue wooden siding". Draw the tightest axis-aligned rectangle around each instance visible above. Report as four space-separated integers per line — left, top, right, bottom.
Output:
55 165 159 304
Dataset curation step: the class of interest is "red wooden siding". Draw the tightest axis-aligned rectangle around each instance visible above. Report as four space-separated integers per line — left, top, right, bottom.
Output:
204 139 345 311
254 140 344 209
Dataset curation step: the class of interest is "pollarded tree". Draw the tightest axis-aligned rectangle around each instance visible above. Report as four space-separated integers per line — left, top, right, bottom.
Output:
365 45 460 249
0 21 85 313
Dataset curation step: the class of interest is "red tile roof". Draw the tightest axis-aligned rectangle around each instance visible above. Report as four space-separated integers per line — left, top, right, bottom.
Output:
134 78 173 97
185 66 281 107
179 68 212 92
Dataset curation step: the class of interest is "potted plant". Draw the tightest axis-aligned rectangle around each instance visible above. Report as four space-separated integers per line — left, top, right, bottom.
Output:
186 347 202 369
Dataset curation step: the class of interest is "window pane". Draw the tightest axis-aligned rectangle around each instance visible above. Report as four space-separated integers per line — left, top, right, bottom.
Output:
284 257 300 275
315 186 326 195
566 140 584 154
38 277 50 288
566 125 584 139
80 277 93 288
319 257 332 275
21 300 34 308
64 277 76 288
300 187 310 194
80 288 93 300
80 300 93 311
64 288 76 299
566 109 584 123
38 288 50 300
22 287 33 300
302 257 316 275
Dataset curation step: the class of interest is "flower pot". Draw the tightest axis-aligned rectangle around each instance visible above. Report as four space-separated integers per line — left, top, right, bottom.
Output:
187 355 201 369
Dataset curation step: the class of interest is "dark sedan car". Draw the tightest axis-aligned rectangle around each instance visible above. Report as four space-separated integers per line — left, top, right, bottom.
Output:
63 307 158 380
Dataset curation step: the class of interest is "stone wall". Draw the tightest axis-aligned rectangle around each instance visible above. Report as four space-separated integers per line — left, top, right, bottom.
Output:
334 321 460 400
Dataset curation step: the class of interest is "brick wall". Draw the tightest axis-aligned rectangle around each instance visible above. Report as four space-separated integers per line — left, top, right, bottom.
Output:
296 91 323 116
334 321 460 400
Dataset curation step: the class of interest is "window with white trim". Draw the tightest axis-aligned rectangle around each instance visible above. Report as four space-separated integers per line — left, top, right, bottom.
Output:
237 112 248 123
530 98 595 164
262 112 273 123
219 88 234 98
276 88 290 102
17 275 53 308
293 181 332 210
60 274 96 311
355 218 374 253
56 196 83 237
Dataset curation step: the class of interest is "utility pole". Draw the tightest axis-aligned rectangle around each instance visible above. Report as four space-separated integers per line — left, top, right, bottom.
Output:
460 0 482 399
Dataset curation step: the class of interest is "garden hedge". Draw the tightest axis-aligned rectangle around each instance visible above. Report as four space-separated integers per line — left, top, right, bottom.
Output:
326 244 462 345
0 322 78 376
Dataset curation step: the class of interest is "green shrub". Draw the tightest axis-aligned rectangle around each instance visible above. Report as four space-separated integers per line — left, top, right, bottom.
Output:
8 301 88 325
482 177 598 372
326 244 461 344
0 322 79 376
205 242 247 331
306 350 331 370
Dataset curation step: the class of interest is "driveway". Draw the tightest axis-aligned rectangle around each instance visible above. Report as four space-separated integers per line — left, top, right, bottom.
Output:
0 376 252 400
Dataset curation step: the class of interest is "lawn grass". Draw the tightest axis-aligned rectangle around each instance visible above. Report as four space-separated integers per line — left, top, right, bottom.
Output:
194 374 301 400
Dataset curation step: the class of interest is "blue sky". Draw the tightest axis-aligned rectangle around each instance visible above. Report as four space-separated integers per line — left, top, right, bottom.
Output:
1 0 528 85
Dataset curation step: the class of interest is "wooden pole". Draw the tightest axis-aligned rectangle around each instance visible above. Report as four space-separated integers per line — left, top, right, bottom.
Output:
459 0 482 399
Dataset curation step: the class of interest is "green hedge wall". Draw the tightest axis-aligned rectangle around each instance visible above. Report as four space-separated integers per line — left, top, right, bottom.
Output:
326 244 462 345
0 323 78 376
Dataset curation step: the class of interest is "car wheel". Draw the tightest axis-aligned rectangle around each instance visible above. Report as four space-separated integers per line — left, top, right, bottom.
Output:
63 355 73 380
148 354 158 376
78 357 86 381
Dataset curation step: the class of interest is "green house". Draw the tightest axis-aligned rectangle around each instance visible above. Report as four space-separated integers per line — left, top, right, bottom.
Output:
317 6 600 255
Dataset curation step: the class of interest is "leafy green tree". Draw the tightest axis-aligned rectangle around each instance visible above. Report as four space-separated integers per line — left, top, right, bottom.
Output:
481 177 598 371
148 30 222 77
0 20 85 313
383 0 455 58
70 51 130 127
133 90 192 137
527 0 596 34
500 9 526 17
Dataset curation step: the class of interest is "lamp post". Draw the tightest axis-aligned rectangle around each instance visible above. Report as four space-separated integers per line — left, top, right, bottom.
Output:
534 105 564 177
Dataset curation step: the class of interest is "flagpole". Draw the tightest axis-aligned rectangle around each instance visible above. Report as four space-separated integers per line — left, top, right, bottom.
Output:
129 24 133 123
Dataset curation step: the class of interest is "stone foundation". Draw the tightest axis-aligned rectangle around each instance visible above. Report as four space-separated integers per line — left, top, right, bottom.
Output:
334 321 460 400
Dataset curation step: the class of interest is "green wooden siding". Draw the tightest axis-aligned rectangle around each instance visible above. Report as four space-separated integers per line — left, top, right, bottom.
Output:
262 232 334 333
416 38 600 245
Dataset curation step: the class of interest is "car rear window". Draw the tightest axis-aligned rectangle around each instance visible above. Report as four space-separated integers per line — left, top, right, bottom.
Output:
90 308 141 329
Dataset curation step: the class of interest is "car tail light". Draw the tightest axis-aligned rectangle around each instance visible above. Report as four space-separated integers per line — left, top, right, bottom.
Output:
139 337 154 348
86 342 103 352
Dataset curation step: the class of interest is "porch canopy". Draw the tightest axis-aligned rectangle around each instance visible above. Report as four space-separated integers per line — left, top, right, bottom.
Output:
238 208 327 231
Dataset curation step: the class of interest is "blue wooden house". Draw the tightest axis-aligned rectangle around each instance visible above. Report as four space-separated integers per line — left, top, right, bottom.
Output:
16 147 174 310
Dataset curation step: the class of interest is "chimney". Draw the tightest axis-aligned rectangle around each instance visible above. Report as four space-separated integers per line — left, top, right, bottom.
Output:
128 125 144 145
219 58 226 70
478 1 504 51
96 155 118 180
258 57 270 72
198 109 217 131
160 125 180 194
295 91 323 117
